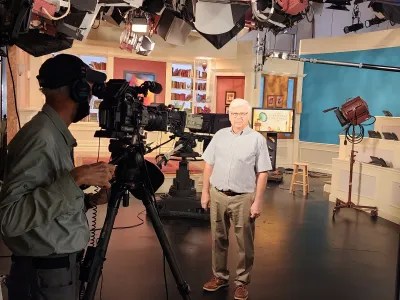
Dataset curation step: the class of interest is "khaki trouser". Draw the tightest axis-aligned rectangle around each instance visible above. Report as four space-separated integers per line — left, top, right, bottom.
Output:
210 187 255 286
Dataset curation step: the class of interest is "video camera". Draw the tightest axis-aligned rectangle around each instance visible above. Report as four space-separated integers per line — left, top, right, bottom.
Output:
92 78 230 141
92 79 186 139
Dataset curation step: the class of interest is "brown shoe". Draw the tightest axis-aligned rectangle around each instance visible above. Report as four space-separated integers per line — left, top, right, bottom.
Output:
203 276 229 291
234 285 249 300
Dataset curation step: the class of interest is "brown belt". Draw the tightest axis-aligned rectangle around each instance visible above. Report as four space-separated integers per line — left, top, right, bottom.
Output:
216 188 245 196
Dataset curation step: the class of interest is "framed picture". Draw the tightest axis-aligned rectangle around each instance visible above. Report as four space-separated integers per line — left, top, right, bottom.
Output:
225 91 236 105
275 95 283 108
124 71 156 105
267 95 276 108
251 108 294 133
225 106 229 114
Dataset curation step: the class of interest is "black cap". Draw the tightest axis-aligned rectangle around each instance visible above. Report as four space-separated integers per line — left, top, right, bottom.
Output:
37 54 107 89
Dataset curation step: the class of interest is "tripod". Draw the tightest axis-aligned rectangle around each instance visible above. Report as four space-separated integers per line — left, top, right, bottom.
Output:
332 124 378 218
79 139 191 300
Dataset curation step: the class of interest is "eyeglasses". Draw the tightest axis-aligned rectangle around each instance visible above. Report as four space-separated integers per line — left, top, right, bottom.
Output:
230 112 248 118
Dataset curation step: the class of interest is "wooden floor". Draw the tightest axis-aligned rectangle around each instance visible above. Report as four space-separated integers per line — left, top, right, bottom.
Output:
0 175 399 300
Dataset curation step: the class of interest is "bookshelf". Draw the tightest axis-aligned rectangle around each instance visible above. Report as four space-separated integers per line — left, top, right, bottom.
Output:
193 59 208 113
170 63 193 112
169 59 211 113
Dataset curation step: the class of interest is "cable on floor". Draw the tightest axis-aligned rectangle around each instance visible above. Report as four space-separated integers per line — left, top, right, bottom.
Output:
94 209 145 231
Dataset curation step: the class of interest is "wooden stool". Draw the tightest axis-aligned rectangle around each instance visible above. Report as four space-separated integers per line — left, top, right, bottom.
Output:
289 162 309 196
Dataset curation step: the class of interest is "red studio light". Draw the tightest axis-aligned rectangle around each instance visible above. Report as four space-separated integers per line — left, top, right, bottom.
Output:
340 96 371 125
323 96 371 126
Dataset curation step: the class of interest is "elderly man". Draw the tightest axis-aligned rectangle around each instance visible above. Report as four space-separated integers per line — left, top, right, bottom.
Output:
201 98 272 300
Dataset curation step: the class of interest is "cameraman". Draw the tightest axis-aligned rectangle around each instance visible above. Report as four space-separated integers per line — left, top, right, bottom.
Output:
0 54 115 300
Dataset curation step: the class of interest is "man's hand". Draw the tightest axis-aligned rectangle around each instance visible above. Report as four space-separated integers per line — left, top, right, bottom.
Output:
86 189 110 207
70 162 116 189
201 190 210 210
250 201 262 219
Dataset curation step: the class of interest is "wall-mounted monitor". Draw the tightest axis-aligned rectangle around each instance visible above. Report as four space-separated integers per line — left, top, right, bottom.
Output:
251 108 294 133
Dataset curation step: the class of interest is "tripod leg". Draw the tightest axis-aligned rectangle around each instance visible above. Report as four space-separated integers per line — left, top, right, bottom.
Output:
141 189 191 300
82 185 125 300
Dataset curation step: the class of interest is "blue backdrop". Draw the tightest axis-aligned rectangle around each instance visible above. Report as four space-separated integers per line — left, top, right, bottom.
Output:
299 47 400 144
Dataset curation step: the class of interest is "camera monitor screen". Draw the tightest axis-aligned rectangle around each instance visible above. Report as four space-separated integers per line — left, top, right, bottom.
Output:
252 108 294 133
186 113 230 134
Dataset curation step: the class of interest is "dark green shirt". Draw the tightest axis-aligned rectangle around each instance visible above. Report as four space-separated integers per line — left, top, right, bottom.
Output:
0 104 89 256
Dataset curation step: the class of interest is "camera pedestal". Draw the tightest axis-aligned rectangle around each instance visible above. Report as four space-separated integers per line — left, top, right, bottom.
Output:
157 153 209 220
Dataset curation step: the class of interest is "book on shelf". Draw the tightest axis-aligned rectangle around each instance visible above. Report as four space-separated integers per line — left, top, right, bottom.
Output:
196 70 207 79
171 81 192 89
171 93 192 101
195 82 207 90
172 68 192 77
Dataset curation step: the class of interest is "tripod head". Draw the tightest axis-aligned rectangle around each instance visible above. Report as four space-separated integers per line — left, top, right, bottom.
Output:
108 136 164 202
156 132 212 168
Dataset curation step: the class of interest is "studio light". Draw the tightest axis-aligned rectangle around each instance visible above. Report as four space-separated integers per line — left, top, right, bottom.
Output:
326 4 350 10
323 96 371 126
193 0 249 49
156 10 192 46
365 16 386 28
135 35 155 56
325 0 351 11
344 22 364 33
131 16 148 33
269 51 289 59
103 7 131 27
119 25 155 56
323 97 378 218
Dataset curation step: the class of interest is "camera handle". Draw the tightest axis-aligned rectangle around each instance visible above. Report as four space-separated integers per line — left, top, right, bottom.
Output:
79 155 191 300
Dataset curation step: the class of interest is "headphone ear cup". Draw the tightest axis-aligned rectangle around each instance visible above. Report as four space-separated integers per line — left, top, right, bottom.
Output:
70 79 91 103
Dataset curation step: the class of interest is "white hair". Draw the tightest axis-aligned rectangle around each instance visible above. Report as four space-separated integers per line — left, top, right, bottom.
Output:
229 98 252 113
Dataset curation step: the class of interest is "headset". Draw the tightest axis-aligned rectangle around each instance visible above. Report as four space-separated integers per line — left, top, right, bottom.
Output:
70 65 91 103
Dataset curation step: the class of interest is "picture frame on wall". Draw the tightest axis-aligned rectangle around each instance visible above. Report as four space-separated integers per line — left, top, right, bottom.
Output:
124 71 156 105
225 91 236 105
225 106 229 114
267 95 276 108
275 95 283 108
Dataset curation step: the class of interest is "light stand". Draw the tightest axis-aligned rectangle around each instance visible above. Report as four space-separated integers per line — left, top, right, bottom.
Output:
332 123 378 218
79 138 191 300
323 97 378 219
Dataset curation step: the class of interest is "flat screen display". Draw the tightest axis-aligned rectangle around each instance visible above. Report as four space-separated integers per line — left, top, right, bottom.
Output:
251 108 294 133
